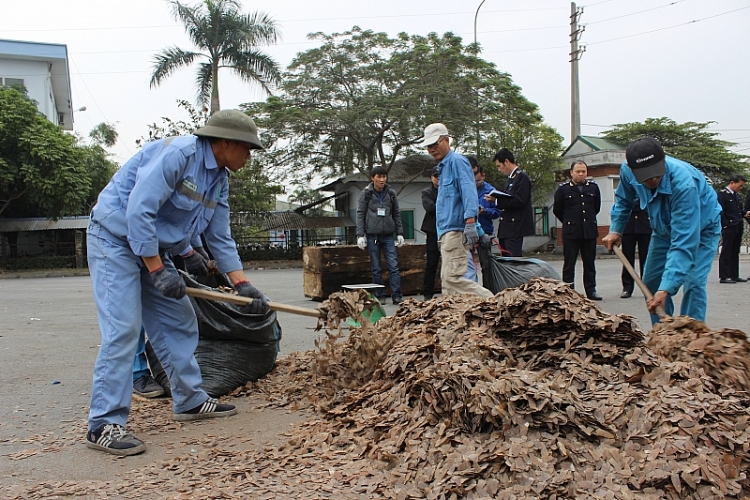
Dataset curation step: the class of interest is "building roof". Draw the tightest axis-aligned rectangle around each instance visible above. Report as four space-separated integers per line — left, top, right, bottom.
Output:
0 39 73 130
318 155 437 192
0 216 89 232
562 135 625 157
260 212 355 231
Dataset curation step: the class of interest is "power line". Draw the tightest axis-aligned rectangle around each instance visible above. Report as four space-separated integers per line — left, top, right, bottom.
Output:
587 5 750 46
0 7 570 33
586 1 686 26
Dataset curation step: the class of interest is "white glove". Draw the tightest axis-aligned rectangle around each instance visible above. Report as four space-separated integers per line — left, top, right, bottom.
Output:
396 235 404 247
357 236 367 250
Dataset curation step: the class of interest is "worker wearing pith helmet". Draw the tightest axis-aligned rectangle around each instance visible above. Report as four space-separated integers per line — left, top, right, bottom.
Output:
85 109 268 456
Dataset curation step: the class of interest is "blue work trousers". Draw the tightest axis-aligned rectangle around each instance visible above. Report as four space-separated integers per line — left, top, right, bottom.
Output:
87 223 208 431
366 234 402 299
641 230 720 324
132 327 149 383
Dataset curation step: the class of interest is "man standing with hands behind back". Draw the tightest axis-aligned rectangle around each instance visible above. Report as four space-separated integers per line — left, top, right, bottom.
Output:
717 174 746 283
553 160 602 300
420 123 493 298
485 148 534 257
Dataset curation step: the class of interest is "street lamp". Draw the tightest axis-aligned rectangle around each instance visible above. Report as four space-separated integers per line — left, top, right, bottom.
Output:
75 106 86 112
474 0 486 159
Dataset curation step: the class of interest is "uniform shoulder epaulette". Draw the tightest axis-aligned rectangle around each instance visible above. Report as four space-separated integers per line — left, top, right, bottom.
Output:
559 181 568 186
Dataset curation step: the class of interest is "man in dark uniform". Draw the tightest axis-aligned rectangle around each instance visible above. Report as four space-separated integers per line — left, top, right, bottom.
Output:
717 174 746 283
421 167 440 300
620 198 651 298
485 148 534 257
553 160 602 300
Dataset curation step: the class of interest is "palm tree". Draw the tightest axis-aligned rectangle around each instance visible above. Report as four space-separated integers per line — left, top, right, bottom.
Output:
150 0 281 115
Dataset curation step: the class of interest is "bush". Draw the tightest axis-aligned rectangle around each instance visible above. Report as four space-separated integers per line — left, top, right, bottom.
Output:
0 256 76 270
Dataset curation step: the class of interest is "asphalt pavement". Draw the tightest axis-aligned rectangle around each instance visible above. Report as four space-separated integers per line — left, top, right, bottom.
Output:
1 253 749 494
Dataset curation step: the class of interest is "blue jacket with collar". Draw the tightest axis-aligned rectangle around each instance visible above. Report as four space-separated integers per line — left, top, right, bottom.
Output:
89 135 242 273
435 150 478 239
610 155 721 295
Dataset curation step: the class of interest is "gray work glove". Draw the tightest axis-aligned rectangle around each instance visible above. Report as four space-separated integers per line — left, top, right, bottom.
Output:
150 266 186 299
463 223 479 248
479 234 493 250
235 281 270 315
182 247 209 276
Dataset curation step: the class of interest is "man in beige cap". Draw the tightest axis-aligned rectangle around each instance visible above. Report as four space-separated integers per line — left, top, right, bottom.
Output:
85 110 268 456
420 123 493 298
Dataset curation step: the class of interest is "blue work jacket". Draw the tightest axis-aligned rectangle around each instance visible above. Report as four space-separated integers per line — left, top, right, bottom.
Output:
610 156 721 295
89 135 242 273
435 150 478 239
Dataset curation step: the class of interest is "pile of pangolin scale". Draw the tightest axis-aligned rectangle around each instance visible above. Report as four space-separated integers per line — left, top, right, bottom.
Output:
246 277 750 499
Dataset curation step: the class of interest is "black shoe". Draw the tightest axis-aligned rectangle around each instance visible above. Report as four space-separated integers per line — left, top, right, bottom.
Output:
392 296 405 305
423 294 434 301
734 277 747 283
173 397 237 421
620 291 632 299
86 423 145 456
587 293 602 301
720 279 737 284
133 374 165 399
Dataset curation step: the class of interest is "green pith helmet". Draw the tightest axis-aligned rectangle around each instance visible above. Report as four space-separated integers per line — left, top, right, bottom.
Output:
194 110 264 150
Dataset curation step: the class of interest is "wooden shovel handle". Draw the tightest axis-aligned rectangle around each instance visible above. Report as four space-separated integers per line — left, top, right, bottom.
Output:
612 245 668 319
185 288 324 318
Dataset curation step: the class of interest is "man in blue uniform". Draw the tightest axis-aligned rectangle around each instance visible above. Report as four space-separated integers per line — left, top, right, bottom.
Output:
86 110 269 456
717 174 746 283
553 160 602 300
602 137 721 324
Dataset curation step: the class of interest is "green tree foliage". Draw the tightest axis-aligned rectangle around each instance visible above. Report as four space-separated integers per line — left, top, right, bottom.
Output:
88 122 119 148
244 27 564 201
601 117 748 187
138 100 281 213
0 86 90 218
150 0 282 115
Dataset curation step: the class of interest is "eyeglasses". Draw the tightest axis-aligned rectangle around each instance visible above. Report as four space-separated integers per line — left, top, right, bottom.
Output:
426 137 443 150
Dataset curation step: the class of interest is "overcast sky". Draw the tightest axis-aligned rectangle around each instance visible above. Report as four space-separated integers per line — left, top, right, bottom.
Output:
3 0 749 171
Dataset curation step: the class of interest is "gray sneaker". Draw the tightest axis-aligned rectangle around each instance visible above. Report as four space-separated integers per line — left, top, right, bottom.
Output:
86 423 145 456
133 374 165 398
173 397 237 421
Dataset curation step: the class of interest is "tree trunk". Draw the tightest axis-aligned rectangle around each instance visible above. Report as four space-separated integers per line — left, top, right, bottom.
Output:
210 65 221 115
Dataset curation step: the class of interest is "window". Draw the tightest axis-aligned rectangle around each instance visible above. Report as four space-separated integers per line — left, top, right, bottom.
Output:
400 210 414 239
1 77 25 87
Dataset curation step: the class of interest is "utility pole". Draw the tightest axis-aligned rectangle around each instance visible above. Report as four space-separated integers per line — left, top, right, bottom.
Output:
570 2 585 141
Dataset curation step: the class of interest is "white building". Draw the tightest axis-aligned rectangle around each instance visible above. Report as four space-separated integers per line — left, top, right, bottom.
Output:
0 38 74 130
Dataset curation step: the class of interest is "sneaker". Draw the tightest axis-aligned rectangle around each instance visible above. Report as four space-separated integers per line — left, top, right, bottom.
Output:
392 296 405 305
86 423 145 456
173 397 237 421
133 374 165 399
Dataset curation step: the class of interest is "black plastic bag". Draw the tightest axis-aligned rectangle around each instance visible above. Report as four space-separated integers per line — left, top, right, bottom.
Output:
479 249 561 294
146 271 282 397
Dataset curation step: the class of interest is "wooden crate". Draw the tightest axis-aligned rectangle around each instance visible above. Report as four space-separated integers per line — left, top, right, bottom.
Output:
303 244 440 301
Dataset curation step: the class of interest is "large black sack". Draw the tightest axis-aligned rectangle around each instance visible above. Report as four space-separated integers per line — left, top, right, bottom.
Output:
478 248 561 294
146 272 282 397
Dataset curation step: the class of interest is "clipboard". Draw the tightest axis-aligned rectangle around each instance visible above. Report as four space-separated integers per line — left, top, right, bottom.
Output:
488 189 511 198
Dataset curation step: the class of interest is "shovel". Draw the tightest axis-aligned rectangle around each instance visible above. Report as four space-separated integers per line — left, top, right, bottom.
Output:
612 245 668 319
185 288 324 318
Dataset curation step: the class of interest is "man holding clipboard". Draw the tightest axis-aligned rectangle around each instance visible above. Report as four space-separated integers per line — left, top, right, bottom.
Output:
484 148 535 257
